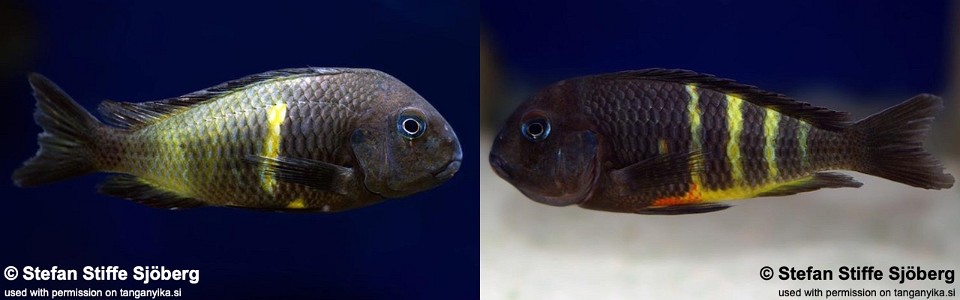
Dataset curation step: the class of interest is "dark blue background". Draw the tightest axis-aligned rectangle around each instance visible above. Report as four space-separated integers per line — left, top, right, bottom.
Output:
0 1 478 299
483 1 952 102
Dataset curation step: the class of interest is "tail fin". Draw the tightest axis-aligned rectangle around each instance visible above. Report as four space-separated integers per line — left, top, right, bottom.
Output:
850 94 954 189
12 73 102 187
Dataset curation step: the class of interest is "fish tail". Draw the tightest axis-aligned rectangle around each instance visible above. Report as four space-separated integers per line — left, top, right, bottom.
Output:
12 73 104 187
848 94 954 189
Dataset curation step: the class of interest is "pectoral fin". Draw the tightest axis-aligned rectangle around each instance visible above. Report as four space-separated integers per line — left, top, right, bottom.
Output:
245 155 353 195
635 203 731 215
610 151 704 196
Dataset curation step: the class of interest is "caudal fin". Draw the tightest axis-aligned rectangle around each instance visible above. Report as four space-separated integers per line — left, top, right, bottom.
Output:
12 73 102 187
850 94 954 189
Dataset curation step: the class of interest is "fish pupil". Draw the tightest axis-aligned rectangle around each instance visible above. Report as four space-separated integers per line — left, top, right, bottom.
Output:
403 118 421 134
528 123 544 136
522 118 550 141
397 114 426 139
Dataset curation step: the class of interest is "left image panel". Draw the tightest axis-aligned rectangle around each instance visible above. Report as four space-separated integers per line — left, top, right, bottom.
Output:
0 1 478 299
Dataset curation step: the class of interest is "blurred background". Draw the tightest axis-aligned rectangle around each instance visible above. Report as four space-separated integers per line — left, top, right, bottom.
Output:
481 1 960 299
0 1 477 299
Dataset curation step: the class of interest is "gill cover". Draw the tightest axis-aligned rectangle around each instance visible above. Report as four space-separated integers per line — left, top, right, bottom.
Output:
538 130 598 206
491 127 600 206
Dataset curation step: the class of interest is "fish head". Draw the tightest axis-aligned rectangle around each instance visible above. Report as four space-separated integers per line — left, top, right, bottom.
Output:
351 73 462 198
489 83 600 206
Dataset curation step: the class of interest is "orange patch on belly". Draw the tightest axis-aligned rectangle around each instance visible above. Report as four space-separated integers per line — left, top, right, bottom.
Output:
651 183 702 206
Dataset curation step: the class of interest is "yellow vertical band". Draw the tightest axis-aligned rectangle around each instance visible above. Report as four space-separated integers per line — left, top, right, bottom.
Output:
286 197 306 209
763 109 780 180
685 85 703 192
725 94 744 184
261 102 288 194
798 121 810 169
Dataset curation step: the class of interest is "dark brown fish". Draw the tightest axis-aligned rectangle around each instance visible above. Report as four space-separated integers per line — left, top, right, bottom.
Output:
13 68 462 212
489 69 953 215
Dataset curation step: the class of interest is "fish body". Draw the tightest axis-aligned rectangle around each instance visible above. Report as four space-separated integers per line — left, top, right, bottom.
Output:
14 68 462 212
489 69 953 215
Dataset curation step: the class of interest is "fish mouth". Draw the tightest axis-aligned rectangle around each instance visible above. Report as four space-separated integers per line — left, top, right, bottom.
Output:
433 159 461 180
489 154 511 179
434 140 463 181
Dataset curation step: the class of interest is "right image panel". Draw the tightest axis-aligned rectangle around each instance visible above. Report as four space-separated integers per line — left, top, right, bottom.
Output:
481 1 960 299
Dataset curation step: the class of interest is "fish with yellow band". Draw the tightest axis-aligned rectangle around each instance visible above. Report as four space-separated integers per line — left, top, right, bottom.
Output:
12 68 462 212
489 69 953 215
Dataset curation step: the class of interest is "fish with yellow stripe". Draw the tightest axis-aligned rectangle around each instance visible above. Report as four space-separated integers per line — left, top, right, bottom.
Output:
489 69 953 215
12 68 462 212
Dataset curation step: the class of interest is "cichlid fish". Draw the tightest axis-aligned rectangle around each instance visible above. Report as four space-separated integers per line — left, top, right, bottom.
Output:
13 68 462 212
489 69 954 215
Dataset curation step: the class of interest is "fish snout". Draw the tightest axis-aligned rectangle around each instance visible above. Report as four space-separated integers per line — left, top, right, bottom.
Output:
433 138 463 180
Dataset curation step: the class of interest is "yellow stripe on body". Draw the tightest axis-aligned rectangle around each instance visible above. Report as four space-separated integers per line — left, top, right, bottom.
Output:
660 85 743 204
763 109 780 180
656 89 795 206
697 94 745 201
685 85 704 192
657 89 754 205
798 121 811 169
261 102 288 194
651 85 708 206
724 95 745 184
697 102 784 203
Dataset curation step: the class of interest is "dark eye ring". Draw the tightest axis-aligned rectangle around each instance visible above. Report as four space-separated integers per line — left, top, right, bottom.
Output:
521 118 550 141
397 115 426 139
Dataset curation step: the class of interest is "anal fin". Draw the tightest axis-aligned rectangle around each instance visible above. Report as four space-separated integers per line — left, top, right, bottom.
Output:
97 175 207 209
755 172 863 197
636 203 731 215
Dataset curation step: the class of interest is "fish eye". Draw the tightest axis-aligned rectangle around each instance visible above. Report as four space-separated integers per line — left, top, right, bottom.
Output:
397 114 426 140
521 118 551 141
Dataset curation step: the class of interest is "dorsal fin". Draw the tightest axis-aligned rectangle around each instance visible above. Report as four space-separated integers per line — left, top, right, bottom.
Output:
596 69 851 130
97 67 349 129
